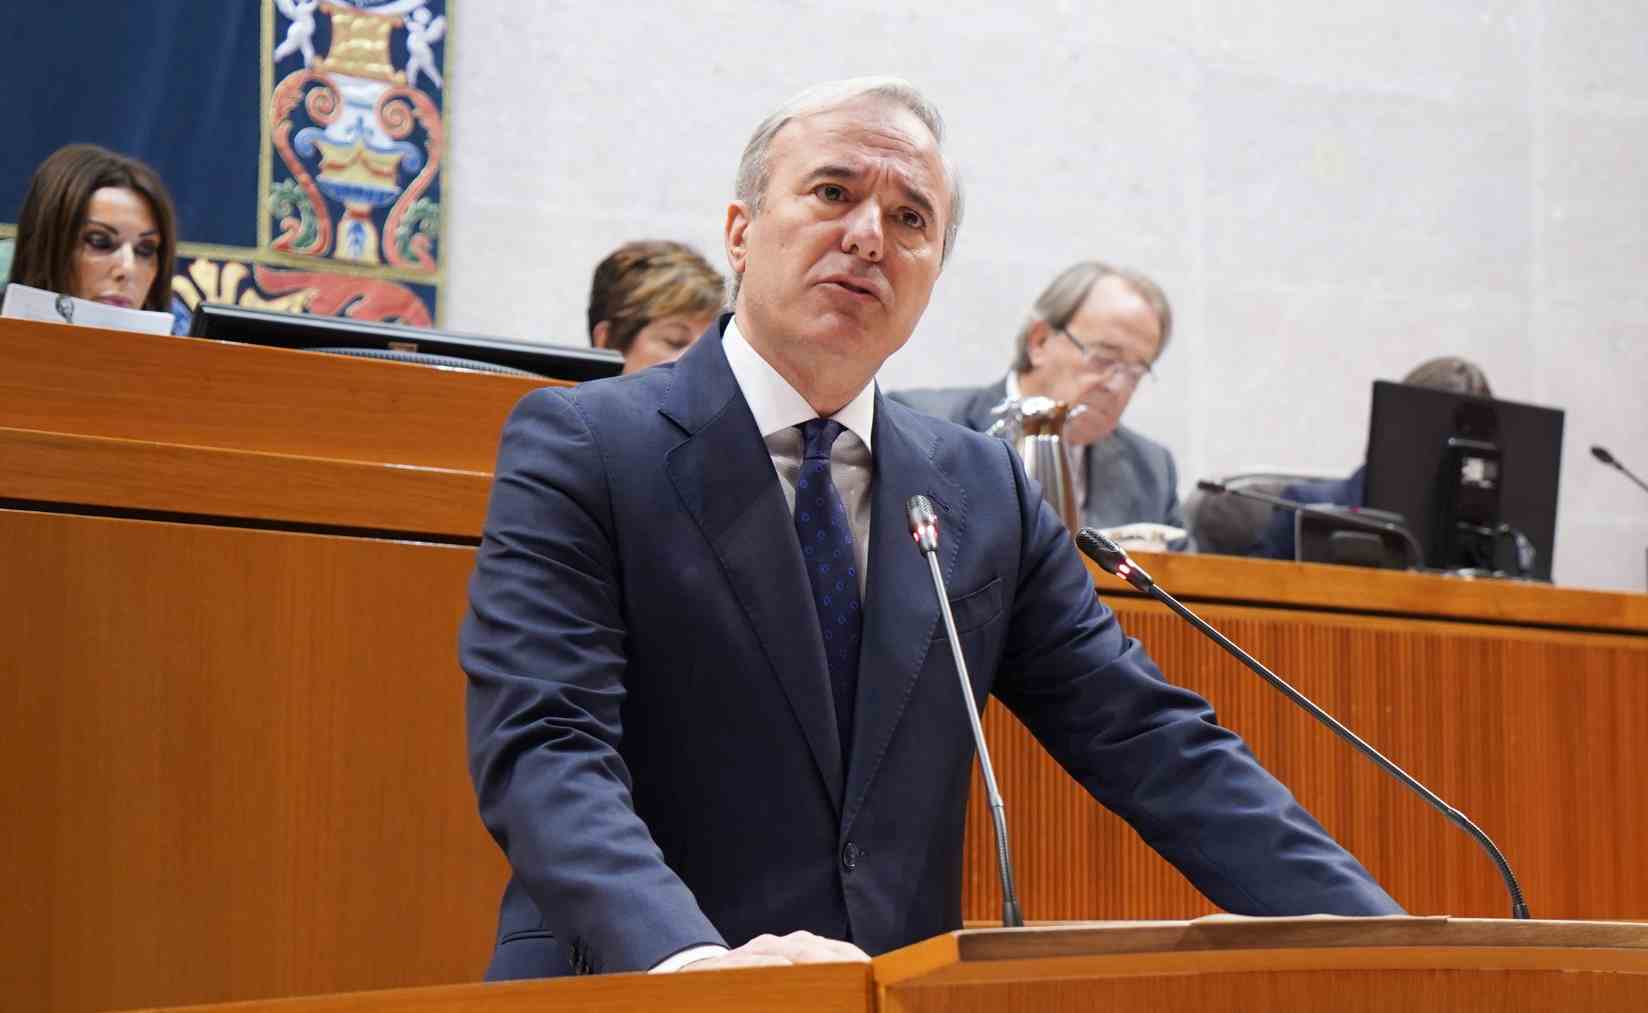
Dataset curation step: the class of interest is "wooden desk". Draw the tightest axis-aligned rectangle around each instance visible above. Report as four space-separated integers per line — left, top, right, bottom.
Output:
874 917 1648 1012
115 919 1648 1012
4 319 1646 1012
962 553 1648 924
2 322 530 1011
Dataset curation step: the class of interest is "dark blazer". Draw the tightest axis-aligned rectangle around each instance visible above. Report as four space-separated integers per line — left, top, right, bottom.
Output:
461 319 1399 979
1251 467 1367 561
890 380 1188 536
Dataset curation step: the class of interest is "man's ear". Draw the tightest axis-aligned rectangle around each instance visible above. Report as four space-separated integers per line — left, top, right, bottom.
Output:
1024 320 1054 369
591 320 611 349
724 200 752 278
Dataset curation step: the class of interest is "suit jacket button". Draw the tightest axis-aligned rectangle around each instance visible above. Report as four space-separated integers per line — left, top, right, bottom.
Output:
841 841 859 872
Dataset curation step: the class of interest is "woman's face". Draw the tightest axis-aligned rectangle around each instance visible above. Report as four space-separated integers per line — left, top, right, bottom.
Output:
619 311 717 374
69 187 161 309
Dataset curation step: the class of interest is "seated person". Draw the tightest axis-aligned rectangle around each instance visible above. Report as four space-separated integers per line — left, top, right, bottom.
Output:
1251 356 1493 560
7 144 183 331
893 261 1188 542
587 240 725 373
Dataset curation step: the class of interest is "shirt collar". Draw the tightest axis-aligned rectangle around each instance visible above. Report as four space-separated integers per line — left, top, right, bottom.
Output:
722 315 876 452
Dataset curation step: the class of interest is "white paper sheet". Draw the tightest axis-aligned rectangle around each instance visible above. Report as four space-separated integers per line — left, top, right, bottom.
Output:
2 282 174 335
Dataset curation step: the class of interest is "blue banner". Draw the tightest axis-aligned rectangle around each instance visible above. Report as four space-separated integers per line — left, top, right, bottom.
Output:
2 1 450 325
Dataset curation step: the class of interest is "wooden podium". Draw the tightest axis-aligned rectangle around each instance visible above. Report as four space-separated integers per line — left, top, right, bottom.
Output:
5 320 1648 1012
873 918 1648 1011
117 919 1648 1011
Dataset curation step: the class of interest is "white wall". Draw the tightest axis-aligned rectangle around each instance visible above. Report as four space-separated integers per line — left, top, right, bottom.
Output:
443 2 1648 592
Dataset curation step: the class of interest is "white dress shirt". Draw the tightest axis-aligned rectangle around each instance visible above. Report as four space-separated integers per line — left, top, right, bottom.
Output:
722 316 874 596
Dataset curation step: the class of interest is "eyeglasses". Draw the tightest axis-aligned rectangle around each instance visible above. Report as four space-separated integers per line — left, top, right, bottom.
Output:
1056 328 1154 386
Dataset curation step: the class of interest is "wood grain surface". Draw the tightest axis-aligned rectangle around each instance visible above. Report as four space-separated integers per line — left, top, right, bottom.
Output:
119 963 872 1013
875 919 1648 1013
1098 549 1648 633
0 426 490 539
1 510 509 1013
960 597 1648 924
879 962 1648 1013
0 318 555 472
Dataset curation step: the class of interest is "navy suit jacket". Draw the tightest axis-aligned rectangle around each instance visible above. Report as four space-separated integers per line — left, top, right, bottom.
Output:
461 319 1398 978
890 380 1189 535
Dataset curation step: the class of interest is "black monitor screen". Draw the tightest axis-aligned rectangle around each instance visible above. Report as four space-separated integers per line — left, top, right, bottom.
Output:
188 303 624 382
1363 380 1564 580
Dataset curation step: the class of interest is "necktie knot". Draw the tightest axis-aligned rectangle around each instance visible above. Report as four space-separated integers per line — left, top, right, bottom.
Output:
800 418 846 461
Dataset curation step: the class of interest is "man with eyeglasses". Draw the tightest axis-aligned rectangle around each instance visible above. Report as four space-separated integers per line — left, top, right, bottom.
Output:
894 261 1188 545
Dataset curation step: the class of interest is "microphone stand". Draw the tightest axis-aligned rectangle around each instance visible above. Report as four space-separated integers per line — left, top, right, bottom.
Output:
1592 445 1648 497
907 496 1024 928
1197 479 1425 569
1076 528 1531 920
1592 446 1648 591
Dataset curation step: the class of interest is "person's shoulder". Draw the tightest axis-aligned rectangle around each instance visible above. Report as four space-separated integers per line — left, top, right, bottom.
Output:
886 382 1001 430
881 392 1015 465
511 360 677 429
581 359 682 404
885 384 978 414
1112 422 1177 465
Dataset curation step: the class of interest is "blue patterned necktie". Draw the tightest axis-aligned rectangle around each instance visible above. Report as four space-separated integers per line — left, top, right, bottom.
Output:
795 419 862 766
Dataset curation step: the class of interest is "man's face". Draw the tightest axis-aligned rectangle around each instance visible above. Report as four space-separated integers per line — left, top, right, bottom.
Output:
726 96 949 400
1023 275 1163 446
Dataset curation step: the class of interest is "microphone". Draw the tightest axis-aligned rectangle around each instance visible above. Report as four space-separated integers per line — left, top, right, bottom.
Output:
1075 528 1531 920
1196 478 1424 568
1591 445 1648 497
906 495 1024 928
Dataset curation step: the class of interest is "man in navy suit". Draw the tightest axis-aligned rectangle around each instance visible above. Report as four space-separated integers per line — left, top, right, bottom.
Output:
461 76 1400 980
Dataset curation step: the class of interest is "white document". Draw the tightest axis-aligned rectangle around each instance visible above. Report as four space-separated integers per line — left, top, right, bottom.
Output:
2 282 174 334
1096 522 1189 553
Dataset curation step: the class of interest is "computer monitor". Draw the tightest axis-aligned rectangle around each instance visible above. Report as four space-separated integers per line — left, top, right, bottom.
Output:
1363 380 1564 580
188 303 624 382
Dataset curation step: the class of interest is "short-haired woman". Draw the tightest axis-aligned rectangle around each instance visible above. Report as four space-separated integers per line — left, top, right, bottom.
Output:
587 240 725 374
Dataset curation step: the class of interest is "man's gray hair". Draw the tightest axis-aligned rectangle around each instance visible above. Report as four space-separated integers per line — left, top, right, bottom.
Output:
1011 261 1174 373
730 76 965 298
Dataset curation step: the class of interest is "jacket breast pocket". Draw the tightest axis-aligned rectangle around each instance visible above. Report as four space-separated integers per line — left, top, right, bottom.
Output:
944 576 1003 635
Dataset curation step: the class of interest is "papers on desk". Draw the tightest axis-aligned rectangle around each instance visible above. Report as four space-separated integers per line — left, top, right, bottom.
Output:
2 282 174 334
1096 522 1189 553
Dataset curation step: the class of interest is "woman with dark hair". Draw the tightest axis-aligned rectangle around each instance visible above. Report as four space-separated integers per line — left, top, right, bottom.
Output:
587 240 725 374
7 144 179 319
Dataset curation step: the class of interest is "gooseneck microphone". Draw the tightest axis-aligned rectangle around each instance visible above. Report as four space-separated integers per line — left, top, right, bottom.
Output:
1075 528 1531 920
906 495 1024 928
1196 478 1424 568
1592 445 1648 497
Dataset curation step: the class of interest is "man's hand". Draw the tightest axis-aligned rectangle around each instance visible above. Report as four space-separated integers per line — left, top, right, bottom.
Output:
680 930 870 971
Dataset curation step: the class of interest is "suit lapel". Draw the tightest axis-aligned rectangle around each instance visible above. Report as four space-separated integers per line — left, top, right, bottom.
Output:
661 322 845 816
843 392 965 831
